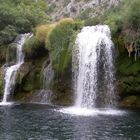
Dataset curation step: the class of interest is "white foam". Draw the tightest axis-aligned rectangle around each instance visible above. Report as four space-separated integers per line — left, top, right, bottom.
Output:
58 107 126 116
0 102 13 106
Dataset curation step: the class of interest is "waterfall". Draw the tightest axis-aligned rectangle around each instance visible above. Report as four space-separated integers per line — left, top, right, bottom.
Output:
42 62 54 90
31 61 54 104
58 25 125 116
38 61 54 104
73 25 117 109
0 33 32 105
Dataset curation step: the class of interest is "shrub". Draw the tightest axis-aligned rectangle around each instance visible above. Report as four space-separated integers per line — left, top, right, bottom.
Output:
105 0 140 32
123 0 140 30
35 24 56 42
0 0 49 46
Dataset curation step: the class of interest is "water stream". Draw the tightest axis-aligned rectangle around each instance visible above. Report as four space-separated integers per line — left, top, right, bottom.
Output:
0 104 139 140
73 25 117 108
30 61 54 104
60 25 119 116
0 33 32 105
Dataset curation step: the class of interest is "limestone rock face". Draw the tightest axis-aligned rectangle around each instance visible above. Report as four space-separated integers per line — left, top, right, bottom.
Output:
47 0 122 21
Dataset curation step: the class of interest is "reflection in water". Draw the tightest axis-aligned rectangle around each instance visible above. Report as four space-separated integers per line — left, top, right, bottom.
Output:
71 116 94 140
0 106 13 139
0 104 139 140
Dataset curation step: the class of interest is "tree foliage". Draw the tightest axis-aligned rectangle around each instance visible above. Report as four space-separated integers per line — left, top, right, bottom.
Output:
0 0 49 45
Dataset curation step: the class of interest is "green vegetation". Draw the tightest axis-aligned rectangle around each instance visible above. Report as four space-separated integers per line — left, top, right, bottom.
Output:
104 0 140 59
46 18 83 74
35 24 56 42
23 18 83 73
20 18 83 104
23 23 56 58
0 0 49 46
0 0 139 106
85 0 140 32
82 0 140 106
23 36 45 58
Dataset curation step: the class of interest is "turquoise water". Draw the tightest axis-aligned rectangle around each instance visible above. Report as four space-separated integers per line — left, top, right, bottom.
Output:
0 104 140 140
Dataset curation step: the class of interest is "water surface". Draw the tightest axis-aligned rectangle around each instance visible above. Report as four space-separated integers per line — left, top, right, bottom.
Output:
0 104 140 140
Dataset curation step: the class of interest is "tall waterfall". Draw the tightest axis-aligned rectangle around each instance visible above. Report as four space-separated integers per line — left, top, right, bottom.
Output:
73 25 117 109
1 33 32 105
58 25 125 115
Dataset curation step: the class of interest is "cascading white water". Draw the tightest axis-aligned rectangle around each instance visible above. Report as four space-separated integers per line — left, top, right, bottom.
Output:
58 25 125 116
34 61 54 104
1 33 32 105
73 25 117 109
42 62 54 90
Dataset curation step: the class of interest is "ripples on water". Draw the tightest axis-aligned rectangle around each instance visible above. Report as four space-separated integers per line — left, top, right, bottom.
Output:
0 104 140 140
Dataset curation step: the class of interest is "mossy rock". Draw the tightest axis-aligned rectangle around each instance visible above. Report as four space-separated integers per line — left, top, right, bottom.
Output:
118 58 140 76
52 80 73 106
46 18 84 75
0 45 7 64
23 36 48 60
117 39 140 108
121 95 140 107
0 67 4 97
21 64 43 92
14 54 49 98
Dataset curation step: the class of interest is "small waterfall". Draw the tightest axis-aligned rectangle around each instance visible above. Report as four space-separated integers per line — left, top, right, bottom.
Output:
73 25 117 109
0 33 32 105
31 61 54 104
39 61 54 104
42 62 54 90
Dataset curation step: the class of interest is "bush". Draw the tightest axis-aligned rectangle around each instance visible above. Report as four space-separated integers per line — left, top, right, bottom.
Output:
0 25 18 45
84 0 140 34
0 0 49 45
35 24 56 42
105 0 140 32
123 0 140 30
84 0 140 59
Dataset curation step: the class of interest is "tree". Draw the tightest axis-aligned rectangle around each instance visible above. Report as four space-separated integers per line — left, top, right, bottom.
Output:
0 0 49 45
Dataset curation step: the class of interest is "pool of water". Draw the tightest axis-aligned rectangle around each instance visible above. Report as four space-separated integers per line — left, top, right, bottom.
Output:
0 104 140 140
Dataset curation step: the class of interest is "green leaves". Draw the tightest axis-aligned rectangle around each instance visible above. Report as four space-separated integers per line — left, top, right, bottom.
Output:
0 0 49 45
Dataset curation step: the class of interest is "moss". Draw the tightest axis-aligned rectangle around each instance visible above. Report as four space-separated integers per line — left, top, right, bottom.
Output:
0 67 4 96
0 45 7 64
14 52 49 100
118 56 140 76
23 18 83 76
121 95 140 107
22 60 46 92
117 49 140 105
46 18 83 75
52 80 73 106
115 35 126 54
14 91 37 102
23 82 34 92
